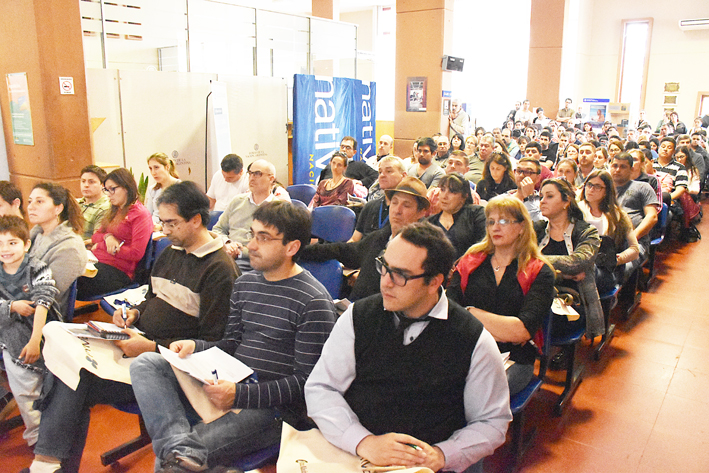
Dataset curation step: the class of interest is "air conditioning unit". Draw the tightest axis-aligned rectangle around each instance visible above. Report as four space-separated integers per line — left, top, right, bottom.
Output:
679 18 709 31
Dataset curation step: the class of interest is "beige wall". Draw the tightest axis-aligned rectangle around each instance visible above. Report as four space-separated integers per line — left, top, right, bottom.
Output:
572 0 709 124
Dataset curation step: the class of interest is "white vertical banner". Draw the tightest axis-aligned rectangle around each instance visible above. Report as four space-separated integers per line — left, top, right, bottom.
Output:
207 80 232 187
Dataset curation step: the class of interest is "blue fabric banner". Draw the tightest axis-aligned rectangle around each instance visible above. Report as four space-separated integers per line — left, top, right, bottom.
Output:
292 74 376 185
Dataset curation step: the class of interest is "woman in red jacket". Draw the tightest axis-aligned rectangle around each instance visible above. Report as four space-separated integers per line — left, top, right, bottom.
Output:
77 168 153 299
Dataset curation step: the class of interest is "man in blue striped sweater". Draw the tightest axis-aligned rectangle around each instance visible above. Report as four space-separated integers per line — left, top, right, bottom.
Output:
130 201 336 473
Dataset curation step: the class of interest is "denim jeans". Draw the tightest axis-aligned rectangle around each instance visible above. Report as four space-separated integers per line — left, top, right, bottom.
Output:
130 352 282 470
33 371 136 473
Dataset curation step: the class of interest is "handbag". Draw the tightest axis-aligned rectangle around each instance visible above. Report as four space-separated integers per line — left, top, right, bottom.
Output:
678 192 701 227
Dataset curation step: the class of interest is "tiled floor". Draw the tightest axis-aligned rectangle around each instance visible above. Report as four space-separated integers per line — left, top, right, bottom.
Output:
1 208 708 472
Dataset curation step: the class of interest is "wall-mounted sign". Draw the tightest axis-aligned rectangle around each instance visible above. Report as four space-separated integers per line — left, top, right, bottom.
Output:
406 77 427 112
6 72 34 146
59 76 75 95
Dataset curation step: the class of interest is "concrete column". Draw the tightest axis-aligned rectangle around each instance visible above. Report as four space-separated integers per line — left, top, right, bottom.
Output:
0 0 92 198
312 0 339 20
527 0 565 119
394 0 453 156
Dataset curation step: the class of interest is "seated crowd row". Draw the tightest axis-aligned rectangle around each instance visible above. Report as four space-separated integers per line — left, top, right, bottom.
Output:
3 111 702 472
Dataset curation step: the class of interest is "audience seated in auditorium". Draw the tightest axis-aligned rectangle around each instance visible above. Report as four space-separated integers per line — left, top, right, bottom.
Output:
77 168 153 299
77 165 110 241
0 181 25 219
351 156 406 242
653 137 688 207
310 151 355 208
207 154 249 212
578 170 640 293
130 200 335 473
365 134 393 168
305 222 511 473
466 134 495 184
427 173 486 258
300 177 429 301
28 183 88 314
434 135 451 167
23 181 238 473
555 158 580 193
319 136 378 189
407 137 445 189
535 178 604 339
212 159 289 271
145 153 181 228
448 195 555 395
476 152 518 201
575 142 597 187
512 157 543 222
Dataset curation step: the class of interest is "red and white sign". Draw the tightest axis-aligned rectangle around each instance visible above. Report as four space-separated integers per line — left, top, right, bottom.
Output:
59 76 74 95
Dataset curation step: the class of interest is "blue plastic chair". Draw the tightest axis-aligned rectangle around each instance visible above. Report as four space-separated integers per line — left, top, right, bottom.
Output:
286 184 317 205
291 199 308 211
594 283 620 360
301 260 344 300
508 309 552 467
153 236 171 262
549 308 586 416
232 442 280 471
100 402 151 466
64 279 79 322
645 203 669 288
208 210 223 230
311 205 356 242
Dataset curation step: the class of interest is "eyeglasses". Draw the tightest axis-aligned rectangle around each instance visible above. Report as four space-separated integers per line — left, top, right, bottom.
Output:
486 218 522 227
247 170 271 178
585 182 606 191
375 256 428 287
246 230 283 244
340 144 354 151
515 168 539 176
103 185 120 195
160 219 184 231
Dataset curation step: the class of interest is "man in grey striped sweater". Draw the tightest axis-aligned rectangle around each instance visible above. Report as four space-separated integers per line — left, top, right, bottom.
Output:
130 201 336 473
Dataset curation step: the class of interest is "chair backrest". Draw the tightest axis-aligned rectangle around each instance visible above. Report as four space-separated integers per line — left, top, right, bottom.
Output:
64 279 79 322
651 203 669 245
311 205 356 242
208 210 223 230
153 236 172 262
291 199 308 211
300 260 343 300
536 309 554 379
286 184 317 205
132 237 155 285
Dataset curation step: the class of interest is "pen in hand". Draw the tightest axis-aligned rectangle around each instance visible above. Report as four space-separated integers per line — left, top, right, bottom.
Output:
121 305 128 328
212 369 219 383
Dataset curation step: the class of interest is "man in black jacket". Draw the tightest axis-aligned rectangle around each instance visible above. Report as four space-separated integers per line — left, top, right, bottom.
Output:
300 177 429 300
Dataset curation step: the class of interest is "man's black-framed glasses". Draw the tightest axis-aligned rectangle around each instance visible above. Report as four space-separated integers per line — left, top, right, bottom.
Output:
375 256 428 287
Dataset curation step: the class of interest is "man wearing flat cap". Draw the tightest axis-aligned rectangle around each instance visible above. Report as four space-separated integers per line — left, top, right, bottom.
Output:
300 177 430 300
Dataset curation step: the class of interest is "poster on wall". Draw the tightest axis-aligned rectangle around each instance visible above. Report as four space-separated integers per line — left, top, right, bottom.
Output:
583 98 610 124
407 77 427 112
6 72 34 145
292 74 376 185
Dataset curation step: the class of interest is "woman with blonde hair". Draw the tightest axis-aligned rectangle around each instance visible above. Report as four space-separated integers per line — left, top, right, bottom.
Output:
146 152 180 226
448 195 555 394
